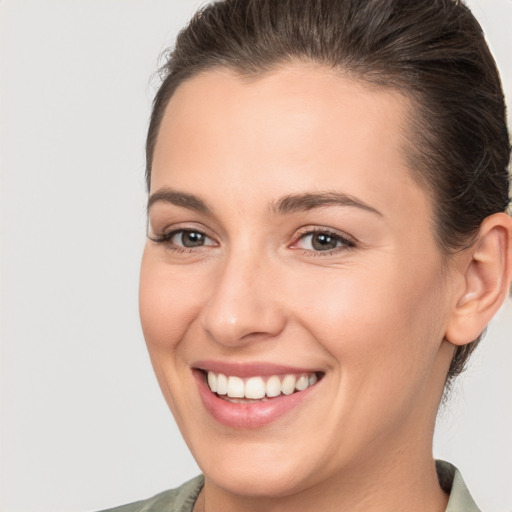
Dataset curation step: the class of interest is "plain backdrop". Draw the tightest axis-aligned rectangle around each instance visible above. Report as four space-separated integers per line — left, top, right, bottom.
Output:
1 1 511 511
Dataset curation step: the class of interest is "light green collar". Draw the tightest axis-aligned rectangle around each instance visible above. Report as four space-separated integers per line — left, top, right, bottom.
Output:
437 460 481 512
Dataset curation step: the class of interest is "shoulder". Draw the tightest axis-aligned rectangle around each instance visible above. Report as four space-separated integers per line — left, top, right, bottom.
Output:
96 475 204 512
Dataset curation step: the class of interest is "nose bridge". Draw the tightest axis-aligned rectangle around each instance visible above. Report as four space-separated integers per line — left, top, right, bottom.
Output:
201 241 285 346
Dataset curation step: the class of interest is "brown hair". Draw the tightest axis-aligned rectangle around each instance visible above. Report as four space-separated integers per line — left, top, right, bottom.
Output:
146 0 511 383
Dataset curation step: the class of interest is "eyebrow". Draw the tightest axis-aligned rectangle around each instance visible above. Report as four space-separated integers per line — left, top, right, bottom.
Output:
147 188 212 215
147 188 382 217
271 191 382 216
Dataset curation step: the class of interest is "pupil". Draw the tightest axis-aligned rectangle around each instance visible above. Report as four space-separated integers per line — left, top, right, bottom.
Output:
183 231 205 247
312 233 337 251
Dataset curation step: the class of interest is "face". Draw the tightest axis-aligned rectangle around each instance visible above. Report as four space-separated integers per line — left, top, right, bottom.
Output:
140 64 456 498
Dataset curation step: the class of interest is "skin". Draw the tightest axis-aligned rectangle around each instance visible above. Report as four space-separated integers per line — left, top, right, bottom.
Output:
139 63 486 512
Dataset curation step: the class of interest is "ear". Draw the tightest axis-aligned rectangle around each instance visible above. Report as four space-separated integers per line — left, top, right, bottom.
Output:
445 212 512 346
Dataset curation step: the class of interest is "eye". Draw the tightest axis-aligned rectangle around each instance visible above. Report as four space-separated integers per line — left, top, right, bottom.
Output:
293 229 355 253
171 230 210 248
149 229 216 249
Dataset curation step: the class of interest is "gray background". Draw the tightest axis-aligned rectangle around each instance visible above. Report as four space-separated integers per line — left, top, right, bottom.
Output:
1 1 511 511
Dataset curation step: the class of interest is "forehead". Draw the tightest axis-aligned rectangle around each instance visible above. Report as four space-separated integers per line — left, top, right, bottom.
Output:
151 63 430 225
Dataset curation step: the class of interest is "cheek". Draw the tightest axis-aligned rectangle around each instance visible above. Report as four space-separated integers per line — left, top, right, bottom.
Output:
138 247 206 351
290 262 449 446
138 248 207 424
295 258 447 380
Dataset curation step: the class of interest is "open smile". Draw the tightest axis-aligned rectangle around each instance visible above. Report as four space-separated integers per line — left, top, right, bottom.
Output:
193 363 324 428
205 371 319 401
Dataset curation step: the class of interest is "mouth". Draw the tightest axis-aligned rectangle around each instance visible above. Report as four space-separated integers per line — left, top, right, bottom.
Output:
203 370 322 403
193 364 325 428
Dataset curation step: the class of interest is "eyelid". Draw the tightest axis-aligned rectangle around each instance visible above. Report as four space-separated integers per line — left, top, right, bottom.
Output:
294 225 356 241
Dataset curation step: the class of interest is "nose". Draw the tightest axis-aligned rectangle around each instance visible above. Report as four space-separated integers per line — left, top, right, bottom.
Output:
200 250 286 347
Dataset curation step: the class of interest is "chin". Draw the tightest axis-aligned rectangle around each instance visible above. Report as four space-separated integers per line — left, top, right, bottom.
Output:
188 435 333 499
204 461 315 498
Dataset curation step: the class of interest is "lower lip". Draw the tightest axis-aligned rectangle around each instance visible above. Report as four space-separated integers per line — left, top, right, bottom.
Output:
194 371 320 428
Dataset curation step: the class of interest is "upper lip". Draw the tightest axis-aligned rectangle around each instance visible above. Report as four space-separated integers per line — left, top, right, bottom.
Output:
193 360 322 378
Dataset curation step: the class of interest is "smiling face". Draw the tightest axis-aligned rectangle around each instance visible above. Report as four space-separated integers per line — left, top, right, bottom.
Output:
139 64 457 501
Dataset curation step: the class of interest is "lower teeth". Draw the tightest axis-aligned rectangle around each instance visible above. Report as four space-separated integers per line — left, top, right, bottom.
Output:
219 395 270 403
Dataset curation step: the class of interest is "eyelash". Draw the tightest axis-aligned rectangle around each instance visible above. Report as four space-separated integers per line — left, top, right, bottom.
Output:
148 227 356 255
148 229 216 253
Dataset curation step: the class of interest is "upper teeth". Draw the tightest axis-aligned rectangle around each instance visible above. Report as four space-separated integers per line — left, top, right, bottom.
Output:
206 371 318 399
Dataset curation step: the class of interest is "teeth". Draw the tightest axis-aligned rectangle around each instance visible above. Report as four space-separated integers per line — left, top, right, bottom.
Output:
295 375 309 391
207 371 217 392
216 373 228 395
266 375 281 398
281 374 296 395
227 376 245 398
205 371 320 399
245 377 266 399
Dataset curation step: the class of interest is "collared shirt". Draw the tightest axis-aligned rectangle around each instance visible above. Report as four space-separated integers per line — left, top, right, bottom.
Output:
99 461 480 512
437 461 481 512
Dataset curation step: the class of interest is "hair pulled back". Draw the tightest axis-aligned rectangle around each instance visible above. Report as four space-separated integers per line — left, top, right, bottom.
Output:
146 0 511 383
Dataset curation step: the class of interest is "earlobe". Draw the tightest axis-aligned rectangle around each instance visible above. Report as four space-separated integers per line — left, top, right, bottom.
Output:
445 212 512 347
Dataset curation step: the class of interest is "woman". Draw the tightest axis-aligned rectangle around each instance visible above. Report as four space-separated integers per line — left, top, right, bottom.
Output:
105 0 512 510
